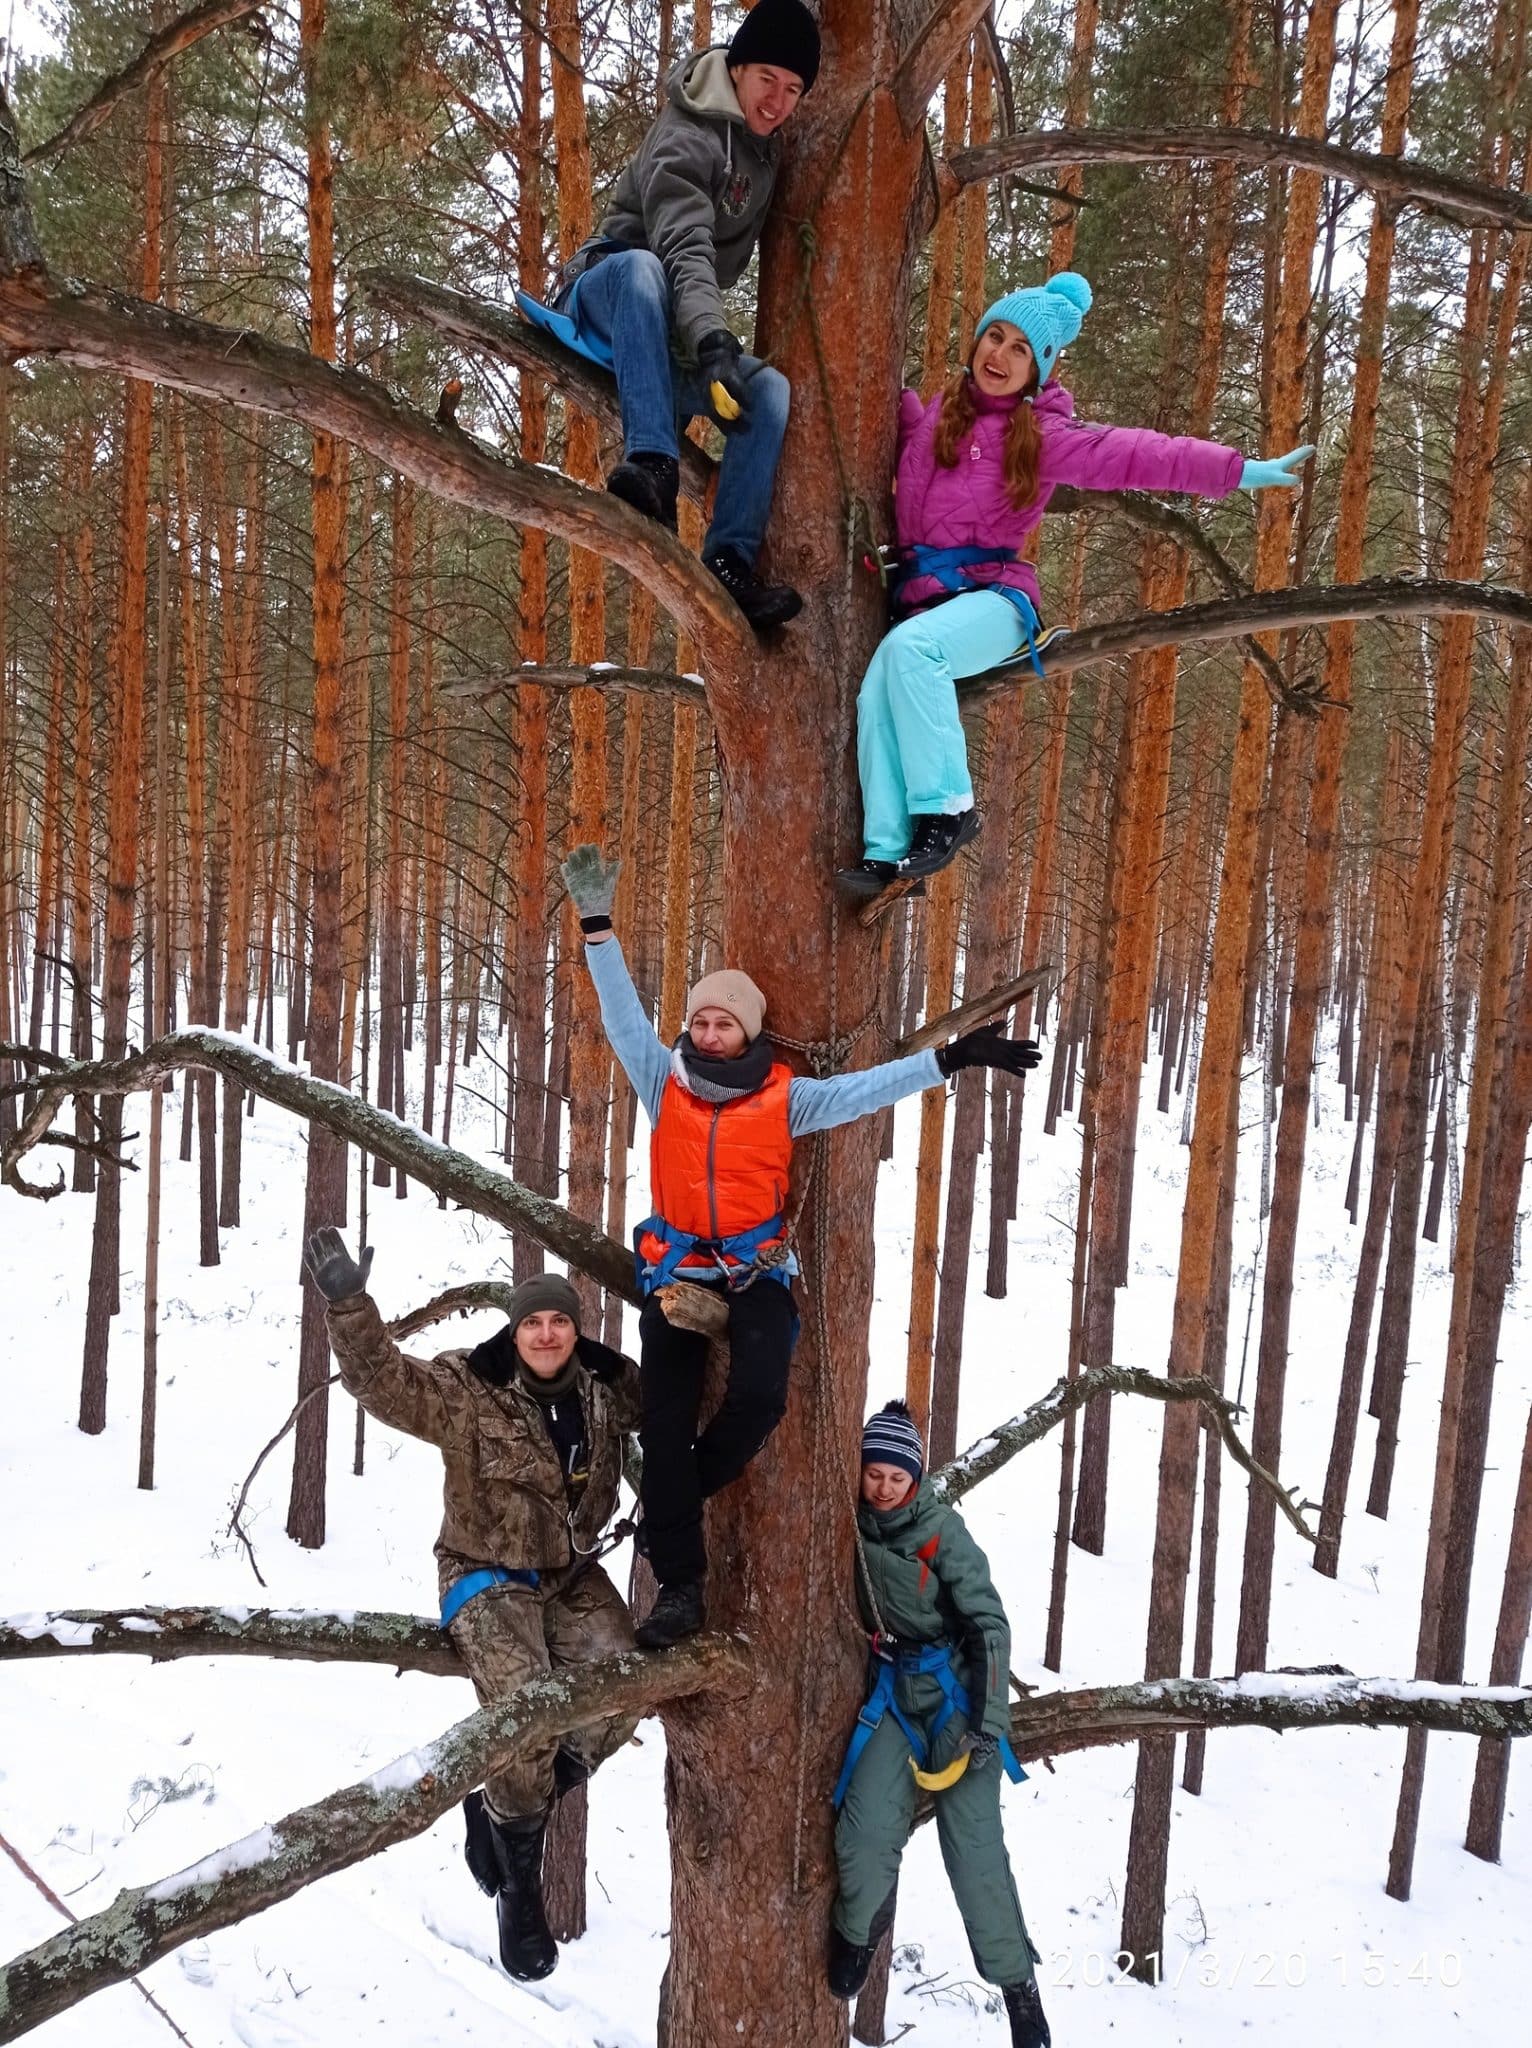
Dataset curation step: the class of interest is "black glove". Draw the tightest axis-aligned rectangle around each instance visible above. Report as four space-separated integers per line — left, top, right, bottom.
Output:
935 1027 1043 1078
697 329 751 434
967 1732 1000 1771
303 1226 374 1303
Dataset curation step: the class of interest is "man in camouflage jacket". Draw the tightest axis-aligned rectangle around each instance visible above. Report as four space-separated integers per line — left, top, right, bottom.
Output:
304 1229 641 1983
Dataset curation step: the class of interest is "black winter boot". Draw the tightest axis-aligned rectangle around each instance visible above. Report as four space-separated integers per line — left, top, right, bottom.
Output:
895 808 983 880
836 858 925 899
607 451 679 530
552 1745 592 1799
635 1578 706 1649
703 545 803 630
1002 1976 1051 2048
827 1924 877 1999
488 1809 558 1981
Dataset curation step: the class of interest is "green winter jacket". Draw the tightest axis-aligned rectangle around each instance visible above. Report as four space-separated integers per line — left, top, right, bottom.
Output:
854 1482 1013 1741
557 47 781 355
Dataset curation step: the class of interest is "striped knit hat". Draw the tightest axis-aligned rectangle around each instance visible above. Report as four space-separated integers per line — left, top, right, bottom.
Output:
861 1400 924 1483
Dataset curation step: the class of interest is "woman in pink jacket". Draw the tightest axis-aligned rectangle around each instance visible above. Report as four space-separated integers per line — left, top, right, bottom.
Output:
839 272 1313 889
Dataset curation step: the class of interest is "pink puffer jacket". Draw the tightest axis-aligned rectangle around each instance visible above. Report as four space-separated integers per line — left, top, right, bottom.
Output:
893 379 1243 615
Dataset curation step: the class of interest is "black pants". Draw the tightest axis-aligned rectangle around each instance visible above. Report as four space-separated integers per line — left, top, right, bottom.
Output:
639 1278 799 1586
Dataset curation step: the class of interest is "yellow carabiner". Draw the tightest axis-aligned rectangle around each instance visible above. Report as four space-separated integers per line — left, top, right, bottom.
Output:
910 1751 970 1792
710 378 742 423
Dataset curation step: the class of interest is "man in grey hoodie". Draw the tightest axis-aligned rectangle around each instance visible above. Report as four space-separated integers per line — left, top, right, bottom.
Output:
552 0 821 631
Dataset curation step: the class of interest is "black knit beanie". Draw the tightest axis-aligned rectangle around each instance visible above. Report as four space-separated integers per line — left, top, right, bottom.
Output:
505 1273 582 1336
727 0 821 91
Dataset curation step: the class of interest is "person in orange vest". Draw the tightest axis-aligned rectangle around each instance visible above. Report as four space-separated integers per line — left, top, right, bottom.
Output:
562 843 1042 1648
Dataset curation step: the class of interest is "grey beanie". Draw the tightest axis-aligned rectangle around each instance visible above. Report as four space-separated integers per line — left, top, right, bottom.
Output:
506 1273 582 1335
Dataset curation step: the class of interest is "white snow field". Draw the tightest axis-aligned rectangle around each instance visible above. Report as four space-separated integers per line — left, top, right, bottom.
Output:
2 1026 1528 2048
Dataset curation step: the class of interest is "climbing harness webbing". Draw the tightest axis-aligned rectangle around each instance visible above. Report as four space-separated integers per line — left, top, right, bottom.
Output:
633 1211 793 1296
439 1566 539 1629
890 548 1050 676
831 1640 1027 1807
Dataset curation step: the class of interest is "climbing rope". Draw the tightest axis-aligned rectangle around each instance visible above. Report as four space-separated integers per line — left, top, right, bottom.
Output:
789 0 890 1896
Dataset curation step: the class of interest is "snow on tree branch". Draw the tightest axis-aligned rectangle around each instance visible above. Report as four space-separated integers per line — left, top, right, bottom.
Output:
0 1639 747 2041
0 1606 462 1676
0 1028 637 1300
946 126 1532 232
932 1363 1316 1545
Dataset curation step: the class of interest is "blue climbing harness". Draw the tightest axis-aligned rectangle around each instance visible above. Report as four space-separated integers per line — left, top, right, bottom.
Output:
832 1639 1026 1807
891 546 1049 676
516 280 614 371
439 1565 541 1630
632 1212 795 1297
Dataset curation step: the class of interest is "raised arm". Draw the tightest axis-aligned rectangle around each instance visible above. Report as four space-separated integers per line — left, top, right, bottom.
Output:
304 1230 462 1447
563 845 670 1122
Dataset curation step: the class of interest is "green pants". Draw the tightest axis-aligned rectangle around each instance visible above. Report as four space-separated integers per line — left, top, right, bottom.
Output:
832 1682 1036 1987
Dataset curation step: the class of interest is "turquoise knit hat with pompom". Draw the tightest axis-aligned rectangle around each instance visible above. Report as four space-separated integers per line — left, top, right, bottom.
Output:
974 272 1092 385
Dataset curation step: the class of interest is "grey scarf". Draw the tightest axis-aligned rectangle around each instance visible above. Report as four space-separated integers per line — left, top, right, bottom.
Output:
670 1031 774 1105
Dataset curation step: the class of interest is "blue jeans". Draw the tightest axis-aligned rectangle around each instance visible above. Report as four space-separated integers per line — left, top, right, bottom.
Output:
560 249 790 564
856 591 1029 863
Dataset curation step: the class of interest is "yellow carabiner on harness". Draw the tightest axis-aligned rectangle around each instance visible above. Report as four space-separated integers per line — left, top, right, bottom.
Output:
710 378 742 422
910 1750 971 1792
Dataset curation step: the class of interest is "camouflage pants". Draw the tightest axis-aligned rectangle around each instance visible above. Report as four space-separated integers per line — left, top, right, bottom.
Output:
447 1563 637 1821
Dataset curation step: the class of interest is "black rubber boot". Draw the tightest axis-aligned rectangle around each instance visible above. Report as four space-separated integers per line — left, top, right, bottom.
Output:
895 807 983 880
488 1809 558 1981
635 1578 706 1649
827 1924 878 1999
703 545 803 630
607 451 679 530
1002 1976 1051 2048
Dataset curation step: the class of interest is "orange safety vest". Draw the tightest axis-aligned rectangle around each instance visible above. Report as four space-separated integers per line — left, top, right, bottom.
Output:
640 1065 794 1280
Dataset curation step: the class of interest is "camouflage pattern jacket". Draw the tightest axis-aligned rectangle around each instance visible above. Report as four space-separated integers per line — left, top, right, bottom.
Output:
325 1294 642 1593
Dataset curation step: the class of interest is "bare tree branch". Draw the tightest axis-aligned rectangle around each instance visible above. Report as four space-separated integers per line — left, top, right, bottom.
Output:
897 965 1052 1054
947 126 1532 231
359 271 718 509
0 1640 748 2041
958 577 1532 705
0 1030 637 1299
0 1606 462 1676
1009 1672 1532 1766
21 0 266 167
444 661 708 705
1050 486 1251 599
893 0 993 134
931 1362 1317 1545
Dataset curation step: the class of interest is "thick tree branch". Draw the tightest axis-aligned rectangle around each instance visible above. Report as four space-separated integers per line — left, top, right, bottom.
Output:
947 127 1532 231
931 1362 1316 1544
1009 1673 1532 1766
359 270 718 509
443 662 708 706
0 1029 637 1299
0 1607 462 1676
893 0 993 134
897 965 1052 1055
21 0 266 167
958 578 1532 705
0 1640 747 2041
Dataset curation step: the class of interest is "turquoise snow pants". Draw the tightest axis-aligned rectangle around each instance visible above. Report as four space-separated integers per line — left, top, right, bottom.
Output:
831 1680 1037 1987
856 590 1029 863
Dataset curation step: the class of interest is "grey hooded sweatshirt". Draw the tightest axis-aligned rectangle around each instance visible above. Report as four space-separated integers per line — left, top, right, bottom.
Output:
557 47 781 357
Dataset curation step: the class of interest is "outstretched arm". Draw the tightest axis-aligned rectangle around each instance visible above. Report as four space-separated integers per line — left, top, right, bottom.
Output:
564 846 670 1122
1039 416 1245 499
788 1028 1041 1138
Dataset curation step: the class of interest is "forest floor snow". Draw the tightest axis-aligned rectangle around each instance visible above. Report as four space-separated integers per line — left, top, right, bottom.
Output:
2 1028 1529 2048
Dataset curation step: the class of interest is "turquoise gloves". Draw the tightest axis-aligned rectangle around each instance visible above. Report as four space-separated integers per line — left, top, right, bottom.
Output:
1239 445 1316 492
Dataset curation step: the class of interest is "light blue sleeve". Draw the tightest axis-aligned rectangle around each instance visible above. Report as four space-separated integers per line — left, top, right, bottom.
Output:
583 939 669 1125
787 1050 944 1138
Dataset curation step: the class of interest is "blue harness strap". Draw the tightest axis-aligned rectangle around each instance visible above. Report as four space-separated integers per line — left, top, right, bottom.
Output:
892 546 1050 677
633 1212 793 1296
515 284 614 371
439 1565 540 1630
832 1641 1027 1806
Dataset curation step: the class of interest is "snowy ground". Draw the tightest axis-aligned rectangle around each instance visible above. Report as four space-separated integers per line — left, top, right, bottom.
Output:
2 1019 1528 2048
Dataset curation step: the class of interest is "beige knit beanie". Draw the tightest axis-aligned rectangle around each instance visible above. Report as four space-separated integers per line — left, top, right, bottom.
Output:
685 968 767 1041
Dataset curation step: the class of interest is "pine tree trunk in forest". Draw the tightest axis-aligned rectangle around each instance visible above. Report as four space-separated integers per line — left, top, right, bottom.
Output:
27 540 69 1061
68 462 97 1193
919 60 966 393
1121 0 1340 1969
1235 0 1419 1673
379 476 414 1189
1046 0 1098 274
141 434 173 1495
1363 1000 1435 1517
904 861 960 1438
80 47 166 1434
217 440 264 1228
1466 1403 1532 1860
289 0 349 1550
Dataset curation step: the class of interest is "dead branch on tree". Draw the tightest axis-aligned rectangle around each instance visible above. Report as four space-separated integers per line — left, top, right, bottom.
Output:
944 126 1532 231
0 1606 461 1676
443 661 708 706
20 0 266 167
931 1362 1316 1544
897 965 1053 1055
892 0 993 133
0 1029 636 1299
0 1639 747 2041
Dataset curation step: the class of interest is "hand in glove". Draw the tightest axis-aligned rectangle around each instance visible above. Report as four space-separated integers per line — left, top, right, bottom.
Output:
561 843 620 934
697 329 751 434
966 1731 1000 1771
935 1026 1043 1078
303 1226 374 1303
1238 444 1315 492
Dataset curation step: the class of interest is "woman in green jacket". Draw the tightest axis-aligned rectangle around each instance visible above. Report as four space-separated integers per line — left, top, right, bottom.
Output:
829 1402 1050 2048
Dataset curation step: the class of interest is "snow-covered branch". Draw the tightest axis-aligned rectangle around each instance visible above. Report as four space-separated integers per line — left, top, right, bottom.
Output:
0 1606 461 1676
0 1029 637 1300
0 1638 747 2040
932 1363 1316 1545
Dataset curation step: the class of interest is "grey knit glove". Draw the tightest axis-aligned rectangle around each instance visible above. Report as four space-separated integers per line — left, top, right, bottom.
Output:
562 843 620 933
966 1731 1000 1772
303 1227 374 1303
